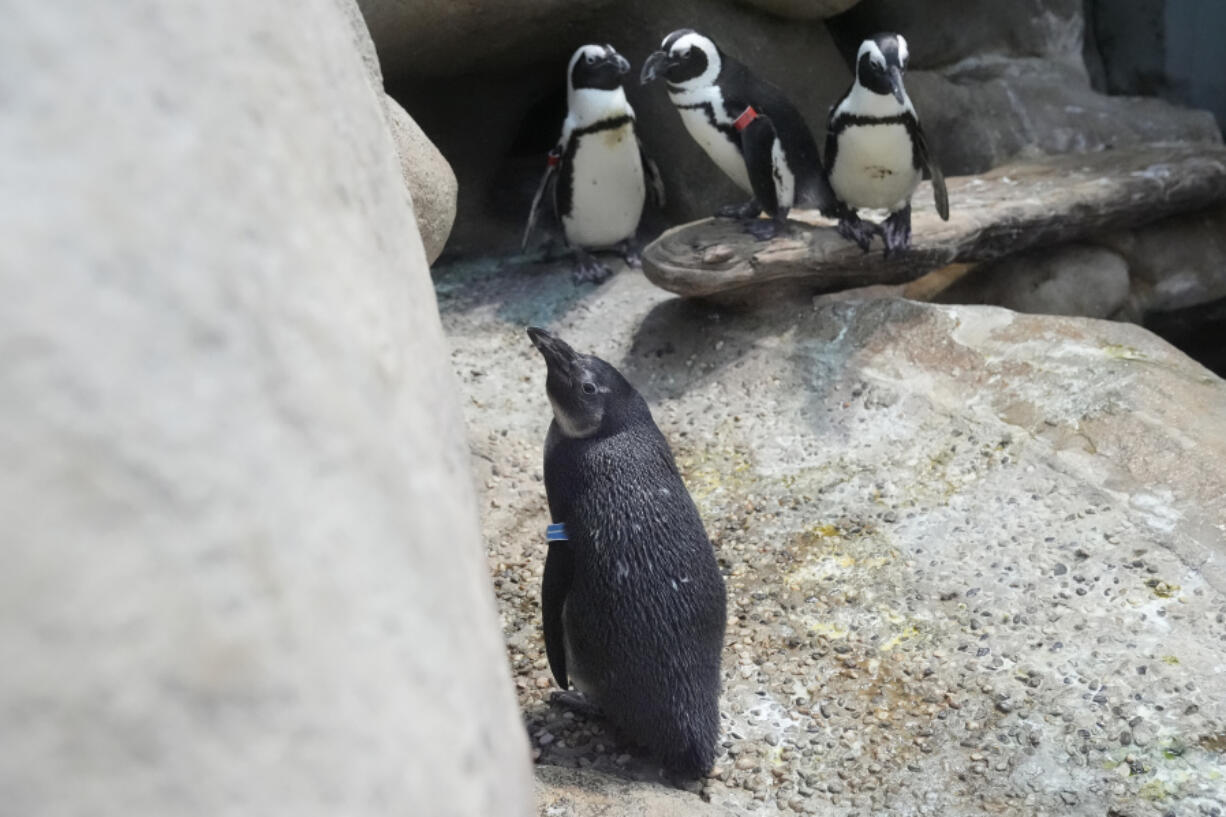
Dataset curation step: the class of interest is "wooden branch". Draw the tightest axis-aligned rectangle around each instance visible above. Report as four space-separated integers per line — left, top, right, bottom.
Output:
642 144 1226 298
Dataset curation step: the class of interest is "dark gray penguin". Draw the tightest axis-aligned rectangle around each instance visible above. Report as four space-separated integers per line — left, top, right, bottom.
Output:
825 33 950 256
527 327 726 777
641 28 840 240
522 44 665 283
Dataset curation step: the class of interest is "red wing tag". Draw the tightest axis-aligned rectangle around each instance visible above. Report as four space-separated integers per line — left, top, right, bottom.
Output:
733 106 759 132
547 148 562 168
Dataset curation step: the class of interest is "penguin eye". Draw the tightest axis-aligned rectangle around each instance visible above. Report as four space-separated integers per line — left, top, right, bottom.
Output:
581 382 597 395
585 54 596 65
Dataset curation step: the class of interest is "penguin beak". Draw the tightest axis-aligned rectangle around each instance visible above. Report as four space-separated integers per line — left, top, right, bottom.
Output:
527 327 580 376
888 65 906 105
640 50 672 85
611 52 631 76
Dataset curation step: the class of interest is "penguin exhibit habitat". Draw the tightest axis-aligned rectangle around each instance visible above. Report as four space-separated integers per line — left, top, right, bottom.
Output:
6 2 1226 817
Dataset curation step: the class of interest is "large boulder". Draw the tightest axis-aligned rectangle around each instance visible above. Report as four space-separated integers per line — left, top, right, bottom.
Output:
440 267 1226 816
1098 203 1226 319
934 244 1131 318
904 60 1221 176
387 94 459 262
0 1 532 815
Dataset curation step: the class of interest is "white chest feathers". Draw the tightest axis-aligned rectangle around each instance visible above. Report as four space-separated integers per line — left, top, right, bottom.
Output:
669 85 752 194
561 88 646 249
830 86 921 212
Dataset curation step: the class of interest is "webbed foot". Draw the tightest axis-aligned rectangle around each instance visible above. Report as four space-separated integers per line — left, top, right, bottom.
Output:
881 204 912 258
617 239 642 269
716 199 762 220
746 211 789 241
573 249 613 284
549 690 602 718
836 212 881 253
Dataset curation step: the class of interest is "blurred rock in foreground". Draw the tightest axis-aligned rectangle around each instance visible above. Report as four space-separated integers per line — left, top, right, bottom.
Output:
0 1 531 815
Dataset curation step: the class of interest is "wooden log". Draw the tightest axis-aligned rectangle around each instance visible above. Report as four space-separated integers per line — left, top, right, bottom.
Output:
642 144 1226 298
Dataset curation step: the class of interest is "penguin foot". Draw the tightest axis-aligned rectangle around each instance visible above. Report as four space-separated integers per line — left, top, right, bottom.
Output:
549 690 602 718
716 199 762 220
572 250 614 284
617 240 643 269
745 215 788 241
837 215 881 253
881 205 912 258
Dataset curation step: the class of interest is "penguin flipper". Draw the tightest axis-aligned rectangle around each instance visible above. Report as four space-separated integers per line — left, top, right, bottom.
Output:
737 110 781 218
522 149 561 252
541 540 574 689
638 139 666 209
912 123 949 221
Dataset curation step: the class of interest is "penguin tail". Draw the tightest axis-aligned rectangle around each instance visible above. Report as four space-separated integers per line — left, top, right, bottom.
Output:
664 738 717 779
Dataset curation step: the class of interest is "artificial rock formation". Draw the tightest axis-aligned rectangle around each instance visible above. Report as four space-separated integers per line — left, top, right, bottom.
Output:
440 267 1226 817
0 1 531 815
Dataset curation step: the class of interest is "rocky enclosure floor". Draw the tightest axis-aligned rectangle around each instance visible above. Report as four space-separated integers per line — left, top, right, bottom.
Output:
436 256 1226 817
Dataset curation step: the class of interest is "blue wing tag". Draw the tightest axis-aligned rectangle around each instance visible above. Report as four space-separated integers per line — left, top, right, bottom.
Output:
546 522 568 543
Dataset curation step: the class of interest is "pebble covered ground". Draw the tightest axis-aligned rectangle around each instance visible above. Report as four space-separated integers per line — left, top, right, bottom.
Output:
436 257 1226 816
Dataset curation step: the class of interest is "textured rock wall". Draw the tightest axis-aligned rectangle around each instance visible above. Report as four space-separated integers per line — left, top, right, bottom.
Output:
0 1 532 814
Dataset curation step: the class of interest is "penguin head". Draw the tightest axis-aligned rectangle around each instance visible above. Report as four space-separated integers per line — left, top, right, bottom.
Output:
855 33 910 105
641 29 721 90
568 44 632 94
527 327 645 439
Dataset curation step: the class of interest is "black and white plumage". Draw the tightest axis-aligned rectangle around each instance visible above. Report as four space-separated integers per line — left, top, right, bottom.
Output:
523 44 665 283
642 29 838 240
527 327 726 778
825 33 949 256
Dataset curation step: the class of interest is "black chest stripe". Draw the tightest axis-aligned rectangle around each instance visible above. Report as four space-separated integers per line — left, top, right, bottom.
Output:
675 102 740 148
829 112 922 171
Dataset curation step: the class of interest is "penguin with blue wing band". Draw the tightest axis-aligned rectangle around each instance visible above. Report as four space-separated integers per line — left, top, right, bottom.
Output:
527 327 726 778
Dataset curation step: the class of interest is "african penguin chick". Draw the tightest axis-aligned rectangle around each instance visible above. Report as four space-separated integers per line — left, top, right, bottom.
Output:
642 29 839 240
527 327 726 777
522 44 665 283
825 33 950 256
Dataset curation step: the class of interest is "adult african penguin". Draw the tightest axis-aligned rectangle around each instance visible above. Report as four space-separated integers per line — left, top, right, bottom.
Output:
522 44 665 283
526 327 726 777
641 29 839 240
825 33 949 256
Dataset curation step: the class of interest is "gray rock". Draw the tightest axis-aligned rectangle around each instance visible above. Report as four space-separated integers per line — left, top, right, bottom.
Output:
935 244 1130 318
356 0 613 79
830 0 1086 71
439 265 1226 817
0 1 532 816
735 0 862 21
536 766 739 816
387 95 458 263
1098 204 1226 318
906 60 1222 177
642 143 1226 298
